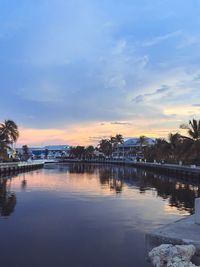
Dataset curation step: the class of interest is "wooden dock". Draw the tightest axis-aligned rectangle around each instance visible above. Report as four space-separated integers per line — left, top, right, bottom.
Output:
0 161 44 176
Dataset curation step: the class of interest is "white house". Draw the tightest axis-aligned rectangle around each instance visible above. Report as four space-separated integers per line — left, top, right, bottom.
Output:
112 137 155 160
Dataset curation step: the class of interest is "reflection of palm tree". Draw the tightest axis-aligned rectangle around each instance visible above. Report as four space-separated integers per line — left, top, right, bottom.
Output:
21 179 27 190
99 167 124 194
110 178 123 193
0 179 16 216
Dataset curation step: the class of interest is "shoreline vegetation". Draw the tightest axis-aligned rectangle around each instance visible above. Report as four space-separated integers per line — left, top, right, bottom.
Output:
66 119 200 166
1 118 200 166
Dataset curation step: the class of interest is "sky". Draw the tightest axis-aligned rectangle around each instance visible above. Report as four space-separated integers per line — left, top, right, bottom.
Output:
1 0 200 146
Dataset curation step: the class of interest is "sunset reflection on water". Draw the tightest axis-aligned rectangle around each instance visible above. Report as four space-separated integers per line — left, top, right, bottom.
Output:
0 163 199 267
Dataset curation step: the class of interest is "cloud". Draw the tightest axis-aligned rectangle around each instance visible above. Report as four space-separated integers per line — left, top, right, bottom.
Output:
142 30 182 47
1 1 200 145
193 104 200 107
110 121 132 125
132 85 170 103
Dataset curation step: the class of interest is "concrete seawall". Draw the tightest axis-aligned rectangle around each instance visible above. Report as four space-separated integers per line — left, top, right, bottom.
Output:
0 161 44 176
146 215 200 265
59 159 200 178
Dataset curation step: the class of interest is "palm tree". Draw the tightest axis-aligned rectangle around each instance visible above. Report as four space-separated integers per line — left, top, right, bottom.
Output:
168 133 182 162
0 120 19 144
180 119 200 141
0 120 19 160
137 136 148 147
150 138 170 162
85 146 95 159
98 139 112 157
69 146 85 159
168 133 181 148
179 119 200 164
0 141 10 161
115 134 124 144
22 145 30 161
136 136 148 156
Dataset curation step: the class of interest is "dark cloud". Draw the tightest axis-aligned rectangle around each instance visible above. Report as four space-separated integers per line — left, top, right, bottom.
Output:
111 121 132 125
193 104 200 107
132 85 170 103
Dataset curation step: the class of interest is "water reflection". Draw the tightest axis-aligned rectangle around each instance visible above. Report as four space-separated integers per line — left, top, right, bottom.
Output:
1 163 200 216
0 178 16 217
0 164 199 267
67 164 200 213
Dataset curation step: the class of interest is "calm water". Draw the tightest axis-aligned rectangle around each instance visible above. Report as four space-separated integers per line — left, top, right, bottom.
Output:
0 163 199 267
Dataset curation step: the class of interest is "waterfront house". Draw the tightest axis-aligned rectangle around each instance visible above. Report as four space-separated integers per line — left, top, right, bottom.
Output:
112 137 155 160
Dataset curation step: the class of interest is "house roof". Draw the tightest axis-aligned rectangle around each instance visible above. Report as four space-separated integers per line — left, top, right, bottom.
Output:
118 137 155 147
44 145 70 151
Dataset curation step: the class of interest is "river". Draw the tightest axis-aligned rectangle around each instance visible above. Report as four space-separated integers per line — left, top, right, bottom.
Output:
0 163 199 267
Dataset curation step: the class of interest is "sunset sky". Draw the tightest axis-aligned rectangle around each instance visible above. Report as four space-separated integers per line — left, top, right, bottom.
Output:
1 0 200 146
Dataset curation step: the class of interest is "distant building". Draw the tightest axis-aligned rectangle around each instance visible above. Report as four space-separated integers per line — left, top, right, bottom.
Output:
16 145 70 160
93 150 105 158
43 145 70 159
112 137 155 159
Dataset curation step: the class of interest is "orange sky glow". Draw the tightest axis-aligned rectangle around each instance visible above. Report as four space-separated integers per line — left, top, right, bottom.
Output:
17 119 183 147
15 104 199 147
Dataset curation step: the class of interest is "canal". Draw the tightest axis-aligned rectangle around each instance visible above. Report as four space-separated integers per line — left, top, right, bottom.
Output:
0 163 199 267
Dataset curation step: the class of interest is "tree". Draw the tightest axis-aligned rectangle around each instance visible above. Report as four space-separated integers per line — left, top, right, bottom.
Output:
98 139 112 157
180 119 200 141
179 119 200 164
44 149 49 159
0 120 19 144
136 136 149 156
168 133 181 149
0 120 19 160
69 146 85 159
144 138 170 162
22 145 30 161
137 136 148 148
0 142 10 161
110 134 124 148
168 133 182 162
85 146 95 159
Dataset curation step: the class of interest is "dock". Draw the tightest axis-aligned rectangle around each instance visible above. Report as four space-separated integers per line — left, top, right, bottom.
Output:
0 161 44 176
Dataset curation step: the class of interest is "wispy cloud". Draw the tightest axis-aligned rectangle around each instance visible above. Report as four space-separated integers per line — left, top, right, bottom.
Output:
142 30 182 47
110 121 132 125
132 85 170 103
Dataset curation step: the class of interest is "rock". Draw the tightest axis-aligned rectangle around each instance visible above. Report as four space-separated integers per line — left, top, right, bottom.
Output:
149 244 198 267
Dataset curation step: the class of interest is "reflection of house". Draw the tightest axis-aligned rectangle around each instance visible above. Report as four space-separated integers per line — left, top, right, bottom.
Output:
112 138 155 159
17 145 70 159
